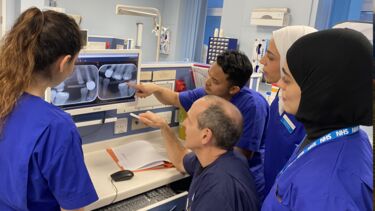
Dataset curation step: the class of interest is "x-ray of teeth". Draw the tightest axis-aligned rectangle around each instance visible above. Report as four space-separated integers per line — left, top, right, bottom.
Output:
118 83 129 97
51 65 99 106
87 89 96 100
75 67 84 85
86 80 96 91
51 89 57 103
112 67 125 81
104 66 114 78
54 91 69 105
99 77 103 86
129 87 136 95
83 66 96 90
55 81 65 92
52 59 138 106
128 80 136 96
102 78 110 96
80 87 88 101
122 64 136 80
66 83 89 89
127 80 137 87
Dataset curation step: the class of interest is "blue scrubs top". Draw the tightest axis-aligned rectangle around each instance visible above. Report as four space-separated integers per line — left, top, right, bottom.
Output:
262 130 373 211
183 151 259 210
0 93 98 210
263 96 305 195
179 87 269 200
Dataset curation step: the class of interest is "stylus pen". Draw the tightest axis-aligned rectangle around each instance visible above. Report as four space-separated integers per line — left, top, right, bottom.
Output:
130 113 140 119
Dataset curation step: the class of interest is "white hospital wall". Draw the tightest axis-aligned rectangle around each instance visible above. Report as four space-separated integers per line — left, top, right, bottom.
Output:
58 0 164 63
220 0 319 61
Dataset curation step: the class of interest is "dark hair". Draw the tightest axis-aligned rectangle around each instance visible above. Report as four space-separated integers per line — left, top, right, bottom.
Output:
216 50 253 88
197 104 242 150
0 7 82 129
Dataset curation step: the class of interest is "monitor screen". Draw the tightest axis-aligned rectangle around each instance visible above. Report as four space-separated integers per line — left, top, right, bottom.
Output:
49 49 140 112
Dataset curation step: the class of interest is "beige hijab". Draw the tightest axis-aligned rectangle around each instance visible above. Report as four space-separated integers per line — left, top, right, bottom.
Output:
272 25 317 114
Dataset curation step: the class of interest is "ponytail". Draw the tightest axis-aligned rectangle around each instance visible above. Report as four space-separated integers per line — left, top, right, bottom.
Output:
0 7 82 130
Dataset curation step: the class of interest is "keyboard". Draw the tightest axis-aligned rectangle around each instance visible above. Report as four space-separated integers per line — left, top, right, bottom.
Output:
96 186 177 211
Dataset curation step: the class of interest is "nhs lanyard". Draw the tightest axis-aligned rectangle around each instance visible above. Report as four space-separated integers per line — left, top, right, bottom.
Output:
277 126 359 178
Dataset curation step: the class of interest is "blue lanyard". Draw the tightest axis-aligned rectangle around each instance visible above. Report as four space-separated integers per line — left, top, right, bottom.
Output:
277 126 359 178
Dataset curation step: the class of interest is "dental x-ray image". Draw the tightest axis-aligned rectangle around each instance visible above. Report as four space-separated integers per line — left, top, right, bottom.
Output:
98 64 137 100
51 65 99 106
50 63 137 107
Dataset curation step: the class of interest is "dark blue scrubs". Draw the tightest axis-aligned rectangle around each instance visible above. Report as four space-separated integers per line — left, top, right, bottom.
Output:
183 151 259 210
180 87 269 200
0 93 98 210
262 130 373 211
263 96 305 195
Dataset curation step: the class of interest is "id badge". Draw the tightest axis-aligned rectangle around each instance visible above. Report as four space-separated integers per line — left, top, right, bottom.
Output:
280 114 296 134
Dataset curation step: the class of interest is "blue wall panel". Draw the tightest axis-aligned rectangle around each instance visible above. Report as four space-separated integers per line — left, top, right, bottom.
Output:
203 16 222 45
208 0 223 8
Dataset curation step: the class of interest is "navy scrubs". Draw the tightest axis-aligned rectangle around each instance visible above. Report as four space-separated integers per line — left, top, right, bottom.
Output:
263 95 305 195
180 87 269 200
184 151 259 210
262 130 373 211
0 93 98 210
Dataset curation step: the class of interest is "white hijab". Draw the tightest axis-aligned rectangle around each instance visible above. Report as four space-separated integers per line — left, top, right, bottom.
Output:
272 25 317 115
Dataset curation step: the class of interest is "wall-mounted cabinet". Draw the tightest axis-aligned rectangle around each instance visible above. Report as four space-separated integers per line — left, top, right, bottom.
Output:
250 8 290 27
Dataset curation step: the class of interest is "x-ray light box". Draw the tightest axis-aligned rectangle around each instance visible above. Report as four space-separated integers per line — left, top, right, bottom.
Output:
45 49 141 116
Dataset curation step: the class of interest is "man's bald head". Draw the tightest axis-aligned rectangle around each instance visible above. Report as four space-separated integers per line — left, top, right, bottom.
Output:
190 95 243 150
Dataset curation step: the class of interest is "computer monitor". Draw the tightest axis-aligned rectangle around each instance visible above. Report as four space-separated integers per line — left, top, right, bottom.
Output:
45 49 141 115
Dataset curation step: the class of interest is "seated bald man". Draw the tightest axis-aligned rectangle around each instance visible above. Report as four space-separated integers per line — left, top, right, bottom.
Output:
139 95 259 211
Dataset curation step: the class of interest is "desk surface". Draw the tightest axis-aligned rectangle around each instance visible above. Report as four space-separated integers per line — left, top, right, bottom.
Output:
83 129 187 210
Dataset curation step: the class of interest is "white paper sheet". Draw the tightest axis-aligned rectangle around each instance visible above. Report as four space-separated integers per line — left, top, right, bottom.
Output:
112 140 169 170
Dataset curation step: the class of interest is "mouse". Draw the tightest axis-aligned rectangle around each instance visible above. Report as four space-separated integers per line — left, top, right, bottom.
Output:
111 170 134 182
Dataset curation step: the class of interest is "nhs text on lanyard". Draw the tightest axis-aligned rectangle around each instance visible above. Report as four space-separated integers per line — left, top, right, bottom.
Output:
278 126 359 178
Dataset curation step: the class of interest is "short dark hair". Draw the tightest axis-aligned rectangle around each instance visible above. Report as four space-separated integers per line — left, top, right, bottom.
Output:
197 104 242 150
216 50 253 88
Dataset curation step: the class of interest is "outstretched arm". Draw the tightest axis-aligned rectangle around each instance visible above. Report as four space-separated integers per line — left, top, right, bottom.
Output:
138 111 189 173
129 83 182 108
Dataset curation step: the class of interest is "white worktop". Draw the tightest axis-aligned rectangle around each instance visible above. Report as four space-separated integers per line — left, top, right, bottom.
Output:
83 129 187 210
